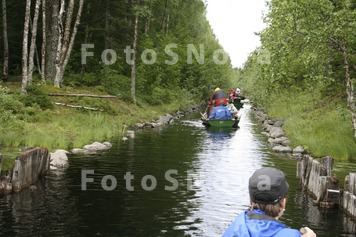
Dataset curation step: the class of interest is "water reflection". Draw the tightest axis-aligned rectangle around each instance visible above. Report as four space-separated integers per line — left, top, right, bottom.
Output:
182 107 269 237
0 170 82 236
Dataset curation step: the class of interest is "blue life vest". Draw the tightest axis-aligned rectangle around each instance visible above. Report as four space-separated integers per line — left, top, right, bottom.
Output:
222 210 302 237
208 106 232 120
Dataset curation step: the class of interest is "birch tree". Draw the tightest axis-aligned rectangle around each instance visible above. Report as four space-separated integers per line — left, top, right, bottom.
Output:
41 0 46 82
54 0 84 87
45 0 59 82
131 0 140 104
259 0 356 141
2 0 8 82
80 2 91 77
28 0 41 85
328 3 356 141
21 0 31 94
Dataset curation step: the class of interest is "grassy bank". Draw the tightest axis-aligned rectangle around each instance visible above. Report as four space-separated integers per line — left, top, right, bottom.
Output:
261 91 356 161
0 82 199 164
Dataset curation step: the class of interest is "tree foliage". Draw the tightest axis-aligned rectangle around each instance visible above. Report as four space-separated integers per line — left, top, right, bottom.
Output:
0 0 236 103
237 0 356 147
239 0 356 101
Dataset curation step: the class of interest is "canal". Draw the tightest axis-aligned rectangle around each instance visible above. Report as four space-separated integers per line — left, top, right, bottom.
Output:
0 104 355 236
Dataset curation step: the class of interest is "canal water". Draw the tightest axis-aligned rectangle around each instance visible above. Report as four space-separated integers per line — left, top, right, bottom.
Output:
0 104 356 236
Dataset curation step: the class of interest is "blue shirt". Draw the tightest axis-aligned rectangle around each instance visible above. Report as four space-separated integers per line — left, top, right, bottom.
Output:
209 106 232 120
222 210 302 237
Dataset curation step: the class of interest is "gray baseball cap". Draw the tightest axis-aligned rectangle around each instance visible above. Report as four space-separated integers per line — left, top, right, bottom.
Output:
249 167 289 205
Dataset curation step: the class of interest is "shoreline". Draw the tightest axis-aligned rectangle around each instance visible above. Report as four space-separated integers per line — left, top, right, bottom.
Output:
0 102 204 168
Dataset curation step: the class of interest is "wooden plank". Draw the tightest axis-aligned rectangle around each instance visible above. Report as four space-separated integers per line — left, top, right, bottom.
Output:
53 102 104 111
48 93 118 98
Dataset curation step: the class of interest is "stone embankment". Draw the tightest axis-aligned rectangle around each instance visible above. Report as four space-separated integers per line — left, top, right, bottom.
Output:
31 104 203 170
253 107 305 157
252 106 356 220
133 104 201 129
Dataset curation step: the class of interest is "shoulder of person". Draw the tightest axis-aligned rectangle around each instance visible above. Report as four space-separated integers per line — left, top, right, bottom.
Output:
275 228 301 237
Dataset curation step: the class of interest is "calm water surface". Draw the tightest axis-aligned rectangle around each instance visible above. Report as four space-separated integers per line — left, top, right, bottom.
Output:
0 104 355 236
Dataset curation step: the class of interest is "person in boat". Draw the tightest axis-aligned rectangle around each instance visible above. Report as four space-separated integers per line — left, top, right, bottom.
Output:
222 167 317 237
208 101 232 120
233 87 245 110
229 89 236 101
208 87 227 116
226 99 239 120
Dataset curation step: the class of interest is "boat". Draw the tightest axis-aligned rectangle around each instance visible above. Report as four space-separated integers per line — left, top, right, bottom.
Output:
233 97 245 110
202 119 239 128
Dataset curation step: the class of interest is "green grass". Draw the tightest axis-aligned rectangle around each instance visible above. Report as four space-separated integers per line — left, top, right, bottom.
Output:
0 83 199 163
20 112 120 149
266 92 356 161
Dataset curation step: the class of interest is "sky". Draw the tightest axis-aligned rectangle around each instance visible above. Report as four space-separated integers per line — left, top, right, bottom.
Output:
205 0 267 68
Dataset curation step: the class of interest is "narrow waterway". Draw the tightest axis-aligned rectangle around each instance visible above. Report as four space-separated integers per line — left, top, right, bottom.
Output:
0 104 355 236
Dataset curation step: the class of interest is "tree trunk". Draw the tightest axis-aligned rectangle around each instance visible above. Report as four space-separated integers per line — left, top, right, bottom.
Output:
45 0 59 82
144 0 153 34
104 0 111 84
54 0 84 88
41 0 46 82
105 0 110 50
342 49 356 142
22 0 32 94
53 0 65 87
81 2 91 77
28 0 41 85
165 13 169 35
2 0 9 82
330 36 356 142
61 0 84 83
60 0 75 64
144 18 150 34
162 0 168 34
131 1 139 104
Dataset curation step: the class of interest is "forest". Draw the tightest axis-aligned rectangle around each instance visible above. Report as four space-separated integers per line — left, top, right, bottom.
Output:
238 0 356 160
0 0 236 100
0 0 237 155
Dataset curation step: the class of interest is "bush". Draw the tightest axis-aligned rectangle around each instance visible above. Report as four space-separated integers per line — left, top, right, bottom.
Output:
103 74 132 101
21 85 54 110
0 94 25 114
65 73 99 87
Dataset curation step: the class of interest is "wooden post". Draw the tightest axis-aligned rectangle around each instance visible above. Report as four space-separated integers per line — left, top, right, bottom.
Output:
341 173 356 218
350 173 356 196
0 153 13 195
322 156 333 176
297 155 339 205
12 147 50 193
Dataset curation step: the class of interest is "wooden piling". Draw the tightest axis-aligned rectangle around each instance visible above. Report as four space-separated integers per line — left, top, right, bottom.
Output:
0 153 13 195
11 147 50 193
297 155 339 205
342 173 356 219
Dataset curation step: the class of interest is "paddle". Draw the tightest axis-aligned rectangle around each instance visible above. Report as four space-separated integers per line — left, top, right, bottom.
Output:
200 105 209 120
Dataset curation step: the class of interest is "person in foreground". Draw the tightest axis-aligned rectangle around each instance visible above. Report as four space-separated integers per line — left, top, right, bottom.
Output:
222 167 316 237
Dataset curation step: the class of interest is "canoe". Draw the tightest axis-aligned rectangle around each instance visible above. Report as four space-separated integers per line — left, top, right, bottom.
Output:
233 98 244 110
202 119 239 128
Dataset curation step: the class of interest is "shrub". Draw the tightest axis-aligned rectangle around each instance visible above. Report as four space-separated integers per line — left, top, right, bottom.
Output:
65 73 99 87
21 85 54 110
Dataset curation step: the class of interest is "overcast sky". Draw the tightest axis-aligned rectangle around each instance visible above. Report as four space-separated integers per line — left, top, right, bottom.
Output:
205 0 267 68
